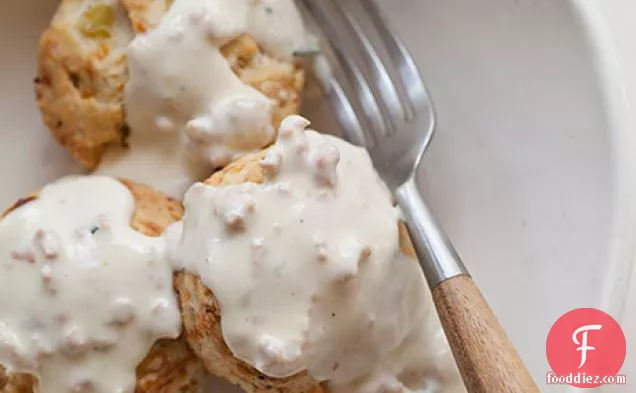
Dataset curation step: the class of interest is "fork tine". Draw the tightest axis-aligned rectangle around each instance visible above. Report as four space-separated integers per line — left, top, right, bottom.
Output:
295 0 370 147
312 56 367 147
360 0 430 111
331 0 406 124
301 0 389 141
329 81 368 147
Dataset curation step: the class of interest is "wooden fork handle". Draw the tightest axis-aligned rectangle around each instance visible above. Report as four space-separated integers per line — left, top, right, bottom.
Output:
395 179 539 392
433 275 539 393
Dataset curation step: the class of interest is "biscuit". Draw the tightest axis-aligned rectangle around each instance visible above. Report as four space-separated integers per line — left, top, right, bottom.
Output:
174 150 419 393
174 149 322 393
35 0 133 169
0 178 206 393
35 0 305 170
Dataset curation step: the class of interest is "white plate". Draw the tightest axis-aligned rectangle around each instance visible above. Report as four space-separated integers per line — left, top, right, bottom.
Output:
1 0 633 392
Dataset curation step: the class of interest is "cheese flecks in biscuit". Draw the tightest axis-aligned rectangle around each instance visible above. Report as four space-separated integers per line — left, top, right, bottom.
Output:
36 0 307 199
0 176 205 393
170 116 460 393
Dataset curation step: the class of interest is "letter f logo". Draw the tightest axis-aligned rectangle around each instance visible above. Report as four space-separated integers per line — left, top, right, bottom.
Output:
572 324 602 368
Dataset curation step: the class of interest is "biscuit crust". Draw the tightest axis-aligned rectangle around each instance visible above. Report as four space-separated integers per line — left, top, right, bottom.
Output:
35 0 134 169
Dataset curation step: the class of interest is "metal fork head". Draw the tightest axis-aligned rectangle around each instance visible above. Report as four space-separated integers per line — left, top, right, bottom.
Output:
299 0 436 191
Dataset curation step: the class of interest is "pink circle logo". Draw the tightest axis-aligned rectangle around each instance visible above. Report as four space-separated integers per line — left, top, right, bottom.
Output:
546 308 626 388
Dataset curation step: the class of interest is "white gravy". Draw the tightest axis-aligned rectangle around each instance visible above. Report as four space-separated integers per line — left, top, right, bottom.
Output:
0 176 181 393
169 116 460 392
98 0 308 198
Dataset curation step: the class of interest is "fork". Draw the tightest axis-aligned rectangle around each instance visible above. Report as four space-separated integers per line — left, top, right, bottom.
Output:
299 1 540 392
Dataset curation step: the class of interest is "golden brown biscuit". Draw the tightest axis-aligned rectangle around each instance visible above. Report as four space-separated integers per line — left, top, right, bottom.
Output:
175 149 322 393
35 0 134 169
174 150 417 393
0 370 34 393
0 178 206 393
35 0 305 170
